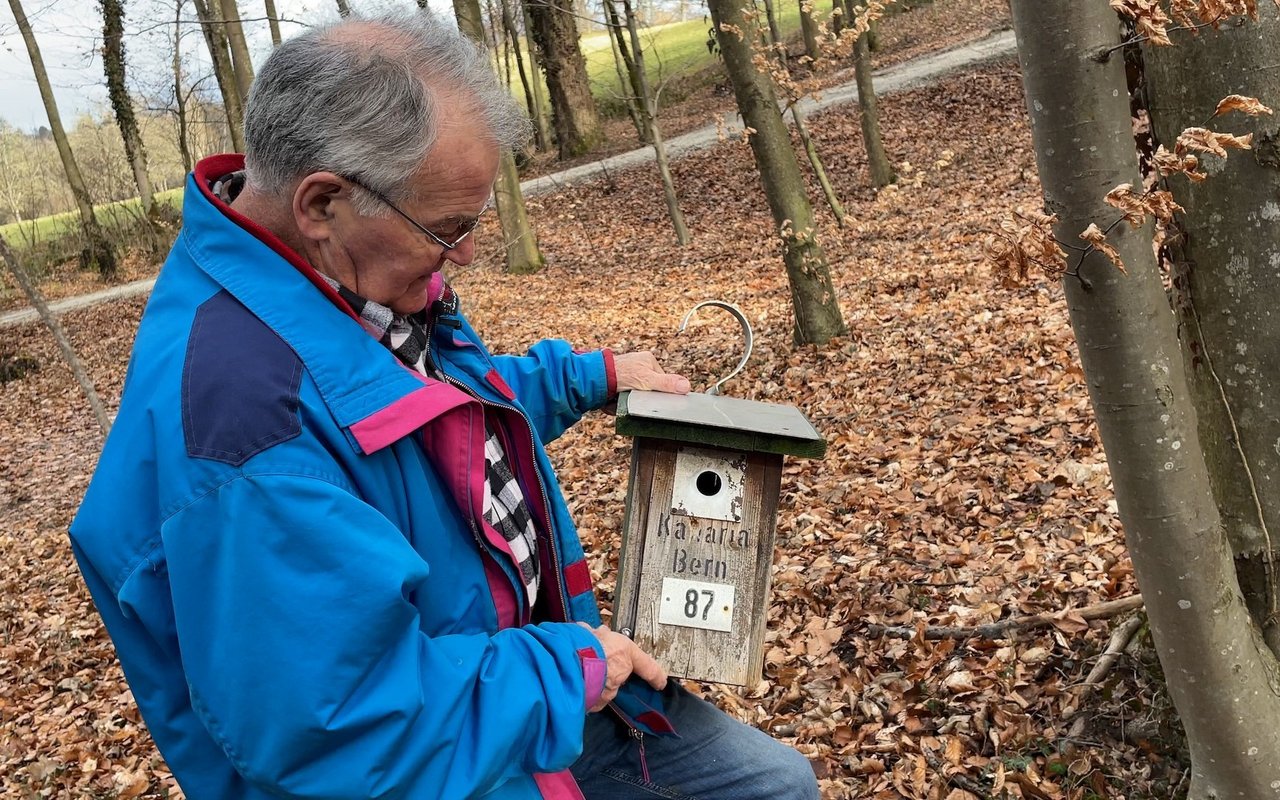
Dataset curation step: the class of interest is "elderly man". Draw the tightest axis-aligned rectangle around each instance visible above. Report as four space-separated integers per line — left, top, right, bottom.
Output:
70 12 818 800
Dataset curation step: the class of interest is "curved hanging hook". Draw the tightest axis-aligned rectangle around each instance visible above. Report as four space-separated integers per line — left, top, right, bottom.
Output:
677 301 754 396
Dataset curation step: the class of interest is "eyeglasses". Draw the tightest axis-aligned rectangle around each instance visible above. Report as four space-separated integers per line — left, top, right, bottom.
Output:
342 175 492 252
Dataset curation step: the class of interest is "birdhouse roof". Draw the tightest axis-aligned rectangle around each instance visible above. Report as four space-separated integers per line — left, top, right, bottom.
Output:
616 390 826 459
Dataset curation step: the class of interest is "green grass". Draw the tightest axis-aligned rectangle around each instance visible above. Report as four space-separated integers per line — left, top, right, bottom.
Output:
504 3 831 116
0 187 183 250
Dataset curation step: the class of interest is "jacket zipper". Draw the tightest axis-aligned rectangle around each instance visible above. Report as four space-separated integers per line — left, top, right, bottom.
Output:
423 309 573 625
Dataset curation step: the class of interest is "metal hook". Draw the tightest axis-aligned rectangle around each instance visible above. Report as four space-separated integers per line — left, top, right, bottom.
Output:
677 301 754 396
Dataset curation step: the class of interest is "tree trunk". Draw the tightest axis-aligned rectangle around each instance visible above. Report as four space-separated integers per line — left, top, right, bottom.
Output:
501 0 548 151
707 0 846 344
854 27 893 187
102 0 160 225
621 0 689 244
174 0 194 173
335 0 351 17
219 0 255 100
490 0 512 89
0 236 112 437
264 0 282 45
760 0 783 56
604 0 648 143
1012 1 1280 796
522 7 553 151
1143 3 1280 655
453 0 545 273
7 0 117 278
192 0 246 152
525 0 602 158
797 0 821 63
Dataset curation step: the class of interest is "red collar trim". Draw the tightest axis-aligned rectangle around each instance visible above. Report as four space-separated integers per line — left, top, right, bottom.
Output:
193 154 359 322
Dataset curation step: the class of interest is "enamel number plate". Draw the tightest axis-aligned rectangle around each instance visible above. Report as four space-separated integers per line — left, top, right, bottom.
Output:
657 578 735 633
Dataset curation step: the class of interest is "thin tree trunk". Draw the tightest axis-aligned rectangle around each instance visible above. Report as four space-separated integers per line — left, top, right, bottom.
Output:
454 0 545 273
219 0 255 100
501 0 546 151
7 0 117 278
760 0 783 56
264 0 282 45
707 0 846 344
522 8 552 151
336 0 351 16
0 236 112 436
854 28 893 187
604 0 649 143
1012 1 1280 796
1143 3 1280 655
525 0 602 158
797 0 820 62
173 0 194 173
759 0 845 222
490 0 513 89
102 0 160 225
192 0 246 152
621 0 688 244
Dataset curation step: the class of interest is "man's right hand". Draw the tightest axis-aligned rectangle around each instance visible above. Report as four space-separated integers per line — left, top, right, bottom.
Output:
579 623 668 712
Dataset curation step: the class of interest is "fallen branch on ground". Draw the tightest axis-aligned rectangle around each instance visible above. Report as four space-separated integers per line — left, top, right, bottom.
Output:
1066 613 1146 739
862 594 1144 640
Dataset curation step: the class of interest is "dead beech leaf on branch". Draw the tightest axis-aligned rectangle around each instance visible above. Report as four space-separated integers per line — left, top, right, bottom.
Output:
1079 223 1126 273
984 210 1067 286
1213 94 1275 117
1111 0 1173 44
1152 145 1206 181
1176 126 1254 158
1104 184 1147 227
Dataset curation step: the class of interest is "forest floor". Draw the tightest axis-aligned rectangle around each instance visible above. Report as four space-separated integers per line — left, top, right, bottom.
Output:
0 4 1192 799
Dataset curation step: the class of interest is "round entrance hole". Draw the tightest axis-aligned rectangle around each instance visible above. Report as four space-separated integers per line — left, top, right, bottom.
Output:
696 470 723 497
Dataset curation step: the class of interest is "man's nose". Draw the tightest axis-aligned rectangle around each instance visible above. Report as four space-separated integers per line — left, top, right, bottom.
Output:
444 236 476 267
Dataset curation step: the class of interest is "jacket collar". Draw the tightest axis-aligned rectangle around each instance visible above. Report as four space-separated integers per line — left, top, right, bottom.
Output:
183 155 460 452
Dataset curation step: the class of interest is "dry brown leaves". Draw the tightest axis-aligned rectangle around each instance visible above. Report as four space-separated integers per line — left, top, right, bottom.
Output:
1 56 1183 800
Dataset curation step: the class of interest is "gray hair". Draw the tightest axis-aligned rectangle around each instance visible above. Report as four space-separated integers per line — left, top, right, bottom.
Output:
243 10 531 212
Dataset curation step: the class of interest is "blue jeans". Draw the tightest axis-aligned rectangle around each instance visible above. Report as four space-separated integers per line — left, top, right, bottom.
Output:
571 684 819 800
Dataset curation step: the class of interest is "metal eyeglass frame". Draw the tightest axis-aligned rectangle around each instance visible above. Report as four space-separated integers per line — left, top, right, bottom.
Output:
342 175 492 252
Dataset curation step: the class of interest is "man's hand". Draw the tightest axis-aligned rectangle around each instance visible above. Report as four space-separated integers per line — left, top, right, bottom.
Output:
614 351 690 395
579 623 668 712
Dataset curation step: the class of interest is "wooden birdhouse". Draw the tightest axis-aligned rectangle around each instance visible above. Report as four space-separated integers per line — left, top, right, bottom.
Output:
613 389 826 686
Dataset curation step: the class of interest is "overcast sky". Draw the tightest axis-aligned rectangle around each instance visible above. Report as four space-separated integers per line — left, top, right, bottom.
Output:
0 0 452 131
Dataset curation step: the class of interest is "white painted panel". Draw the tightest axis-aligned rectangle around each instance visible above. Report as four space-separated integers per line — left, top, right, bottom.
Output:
671 446 746 522
657 577 736 633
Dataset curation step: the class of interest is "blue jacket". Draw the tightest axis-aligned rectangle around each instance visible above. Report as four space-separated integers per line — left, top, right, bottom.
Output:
70 155 671 800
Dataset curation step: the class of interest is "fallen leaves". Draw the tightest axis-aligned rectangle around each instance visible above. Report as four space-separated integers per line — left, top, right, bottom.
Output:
1 39 1185 800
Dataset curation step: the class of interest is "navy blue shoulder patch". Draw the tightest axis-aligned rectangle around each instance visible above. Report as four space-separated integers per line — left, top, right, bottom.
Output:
183 290 302 466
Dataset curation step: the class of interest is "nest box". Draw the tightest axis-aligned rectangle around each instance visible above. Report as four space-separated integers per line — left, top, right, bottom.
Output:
613 389 826 686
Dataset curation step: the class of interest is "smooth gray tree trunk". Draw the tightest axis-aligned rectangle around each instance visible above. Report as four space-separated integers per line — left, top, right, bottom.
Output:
708 0 846 344
1012 2 1280 796
264 0 282 45
1143 4 1280 654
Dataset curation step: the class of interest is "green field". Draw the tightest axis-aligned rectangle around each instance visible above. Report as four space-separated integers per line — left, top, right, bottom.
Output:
503 3 827 112
0 188 183 250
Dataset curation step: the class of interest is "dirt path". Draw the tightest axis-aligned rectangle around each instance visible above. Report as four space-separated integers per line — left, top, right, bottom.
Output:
0 29 1015 330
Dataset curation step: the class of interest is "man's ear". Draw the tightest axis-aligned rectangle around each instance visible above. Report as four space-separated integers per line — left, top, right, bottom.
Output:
293 172 346 243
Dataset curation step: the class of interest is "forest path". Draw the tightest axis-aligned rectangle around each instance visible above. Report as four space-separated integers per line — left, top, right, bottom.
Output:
0 28 1016 329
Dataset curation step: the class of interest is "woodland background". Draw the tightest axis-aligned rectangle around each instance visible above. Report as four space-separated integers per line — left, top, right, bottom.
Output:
0 0 1203 798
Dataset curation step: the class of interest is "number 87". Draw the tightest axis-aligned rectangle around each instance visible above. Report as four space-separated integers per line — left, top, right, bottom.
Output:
683 589 715 620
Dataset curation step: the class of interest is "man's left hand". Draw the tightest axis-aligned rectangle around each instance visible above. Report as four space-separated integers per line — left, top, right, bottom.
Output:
614 351 690 395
